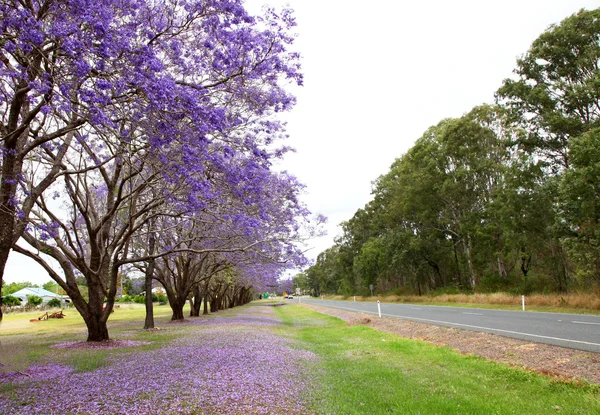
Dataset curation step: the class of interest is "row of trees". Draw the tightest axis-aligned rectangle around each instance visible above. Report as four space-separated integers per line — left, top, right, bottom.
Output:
1 0 322 340
297 8 600 297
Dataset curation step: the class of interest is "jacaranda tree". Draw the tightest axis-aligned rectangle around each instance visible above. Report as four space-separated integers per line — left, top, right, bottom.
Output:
1 0 315 337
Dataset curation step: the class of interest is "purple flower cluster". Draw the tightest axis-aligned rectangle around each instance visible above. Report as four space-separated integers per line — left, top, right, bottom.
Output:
2 0 326 342
0 306 317 414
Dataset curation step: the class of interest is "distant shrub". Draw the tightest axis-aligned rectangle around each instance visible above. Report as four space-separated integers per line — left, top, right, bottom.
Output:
26 294 43 307
133 294 146 304
428 286 465 297
47 298 62 308
132 293 168 304
476 275 513 294
2 295 21 307
155 293 168 303
115 295 132 303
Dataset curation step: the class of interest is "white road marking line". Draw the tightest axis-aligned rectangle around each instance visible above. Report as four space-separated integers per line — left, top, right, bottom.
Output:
572 321 600 326
463 312 483 316
314 303 600 348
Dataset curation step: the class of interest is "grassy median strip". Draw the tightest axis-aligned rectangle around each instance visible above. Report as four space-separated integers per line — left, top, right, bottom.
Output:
277 305 599 415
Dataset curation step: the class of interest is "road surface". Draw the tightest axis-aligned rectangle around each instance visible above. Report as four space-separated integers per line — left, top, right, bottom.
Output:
298 298 600 353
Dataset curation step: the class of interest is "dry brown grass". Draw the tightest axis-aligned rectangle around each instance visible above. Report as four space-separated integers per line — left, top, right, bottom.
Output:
325 292 600 312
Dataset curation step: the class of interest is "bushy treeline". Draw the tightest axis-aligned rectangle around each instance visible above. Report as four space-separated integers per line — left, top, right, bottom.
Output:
299 9 600 297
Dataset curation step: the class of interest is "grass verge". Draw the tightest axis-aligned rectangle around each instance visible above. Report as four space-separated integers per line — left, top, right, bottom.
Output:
276 305 599 415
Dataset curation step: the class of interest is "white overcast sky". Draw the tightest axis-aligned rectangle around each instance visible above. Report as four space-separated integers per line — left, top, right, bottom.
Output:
5 0 600 285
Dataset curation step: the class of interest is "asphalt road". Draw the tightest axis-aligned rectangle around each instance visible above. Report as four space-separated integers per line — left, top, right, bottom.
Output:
297 298 600 353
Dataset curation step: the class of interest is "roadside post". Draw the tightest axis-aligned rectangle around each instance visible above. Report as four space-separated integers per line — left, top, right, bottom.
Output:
522 295 525 311
377 300 381 319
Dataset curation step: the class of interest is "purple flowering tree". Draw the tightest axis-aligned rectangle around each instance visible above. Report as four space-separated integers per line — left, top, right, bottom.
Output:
145 165 319 321
0 0 147 320
4 0 312 338
0 0 303 321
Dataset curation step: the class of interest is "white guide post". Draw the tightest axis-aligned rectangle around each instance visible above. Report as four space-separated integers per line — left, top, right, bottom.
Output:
377 300 382 318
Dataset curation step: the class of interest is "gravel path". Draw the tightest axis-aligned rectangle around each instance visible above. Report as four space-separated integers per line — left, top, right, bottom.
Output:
301 303 600 385
0 306 317 415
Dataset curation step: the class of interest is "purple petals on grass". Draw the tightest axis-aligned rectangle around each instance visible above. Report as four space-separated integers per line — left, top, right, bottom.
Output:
0 307 316 414
51 340 151 350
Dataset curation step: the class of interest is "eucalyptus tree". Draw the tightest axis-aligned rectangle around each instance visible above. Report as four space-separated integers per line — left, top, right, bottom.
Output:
560 129 600 285
341 106 514 292
497 8 600 171
497 8 600 290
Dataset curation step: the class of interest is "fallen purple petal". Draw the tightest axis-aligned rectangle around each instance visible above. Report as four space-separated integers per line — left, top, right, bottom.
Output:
0 306 317 414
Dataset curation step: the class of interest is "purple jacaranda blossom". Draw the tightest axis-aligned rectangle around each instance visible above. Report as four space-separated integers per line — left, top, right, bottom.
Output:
2 0 324 342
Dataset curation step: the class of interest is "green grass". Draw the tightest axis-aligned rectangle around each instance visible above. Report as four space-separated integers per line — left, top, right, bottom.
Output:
2 301 599 414
0 303 183 373
277 305 599 415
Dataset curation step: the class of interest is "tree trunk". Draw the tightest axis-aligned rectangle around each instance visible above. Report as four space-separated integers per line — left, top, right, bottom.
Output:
170 300 185 321
143 270 155 329
0 140 20 322
190 285 202 317
83 278 111 341
452 236 463 288
497 255 508 279
84 311 110 341
143 228 156 329
520 247 531 277
189 296 197 317
466 238 476 288
203 295 209 315
210 296 219 313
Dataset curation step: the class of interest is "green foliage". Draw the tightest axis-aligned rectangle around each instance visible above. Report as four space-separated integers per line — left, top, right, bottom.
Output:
2 281 34 295
26 295 43 307
133 294 145 304
497 8 600 170
560 128 600 285
47 298 62 308
132 293 167 304
1 295 21 306
292 272 309 292
428 286 466 296
117 294 133 303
